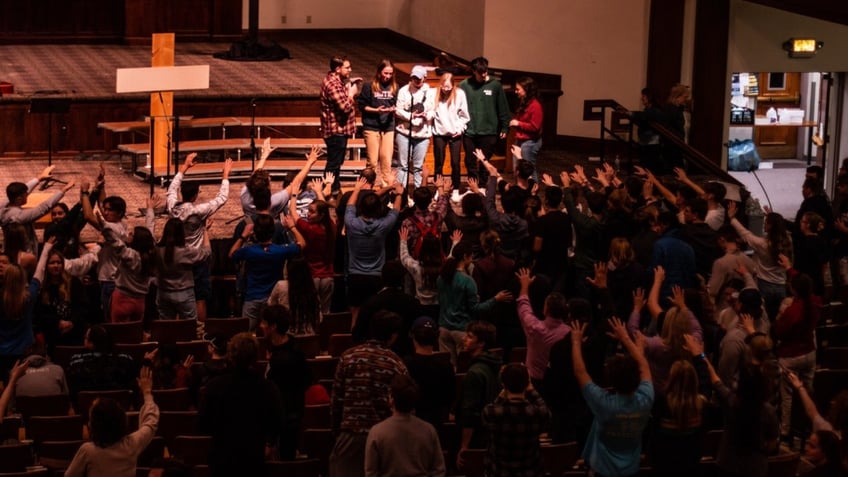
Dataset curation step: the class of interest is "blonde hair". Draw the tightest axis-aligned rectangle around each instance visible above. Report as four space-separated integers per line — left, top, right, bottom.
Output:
664 360 703 429
3 263 29 319
661 307 692 360
437 73 458 106
608 237 635 266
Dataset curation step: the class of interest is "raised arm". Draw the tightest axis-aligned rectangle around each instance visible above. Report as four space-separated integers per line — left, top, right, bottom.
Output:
256 137 276 171
167 153 195 211
80 182 101 230
281 214 306 250
286 145 322 194
229 223 254 259
33 238 54 284
0 360 28 422
674 167 705 197
647 266 665 320
787 371 825 427
570 321 592 388
609 317 651 383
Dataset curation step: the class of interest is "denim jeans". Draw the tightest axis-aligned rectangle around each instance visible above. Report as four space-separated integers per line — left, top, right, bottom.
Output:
157 287 198 320
242 299 268 331
313 277 334 315
778 350 816 435
100 280 116 322
515 137 542 181
395 133 430 187
438 327 466 369
757 278 786 321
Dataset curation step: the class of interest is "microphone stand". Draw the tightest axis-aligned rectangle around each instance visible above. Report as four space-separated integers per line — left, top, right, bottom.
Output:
748 164 773 213
250 98 258 170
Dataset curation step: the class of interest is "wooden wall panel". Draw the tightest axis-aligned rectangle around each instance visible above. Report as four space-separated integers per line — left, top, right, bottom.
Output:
0 0 123 41
125 0 242 43
0 98 321 156
690 0 730 167
646 0 686 102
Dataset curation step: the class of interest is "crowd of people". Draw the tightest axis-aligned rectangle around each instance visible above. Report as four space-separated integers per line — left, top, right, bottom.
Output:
0 53 845 477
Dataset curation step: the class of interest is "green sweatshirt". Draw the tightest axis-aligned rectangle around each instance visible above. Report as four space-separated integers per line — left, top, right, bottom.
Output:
460 77 511 136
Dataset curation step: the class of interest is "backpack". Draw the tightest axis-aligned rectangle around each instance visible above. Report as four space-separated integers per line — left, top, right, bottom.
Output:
410 213 443 260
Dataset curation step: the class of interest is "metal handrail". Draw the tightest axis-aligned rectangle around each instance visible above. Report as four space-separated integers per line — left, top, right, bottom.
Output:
582 98 743 187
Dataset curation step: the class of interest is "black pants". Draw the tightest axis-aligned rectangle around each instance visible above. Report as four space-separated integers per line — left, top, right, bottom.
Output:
323 134 348 193
433 134 463 186
463 134 498 184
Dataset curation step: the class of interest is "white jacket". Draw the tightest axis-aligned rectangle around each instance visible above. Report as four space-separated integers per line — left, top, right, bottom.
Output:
395 83 434 138
432 88 470 136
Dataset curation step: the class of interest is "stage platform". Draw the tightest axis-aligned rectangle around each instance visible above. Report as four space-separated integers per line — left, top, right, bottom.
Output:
0 31 432 159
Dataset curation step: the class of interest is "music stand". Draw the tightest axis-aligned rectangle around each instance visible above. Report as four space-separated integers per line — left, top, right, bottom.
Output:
29 98 71 166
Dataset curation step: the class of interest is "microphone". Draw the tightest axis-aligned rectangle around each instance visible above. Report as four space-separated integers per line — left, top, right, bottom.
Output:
39 177 68 191
250 98 257 108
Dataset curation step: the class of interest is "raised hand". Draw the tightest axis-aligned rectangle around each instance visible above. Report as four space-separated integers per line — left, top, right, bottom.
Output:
184 152 198 169
569 321 586 345
398 227 409 242
261 137 276 159
222 158 233 178
726 200 737 218
515 267 535 291
353 176 368 191
137 366 153 395
559 171 571 188
593 168 609 187
633 288 646 312
607 317 630 343
653 265 665 284
585 261 608 289
38 165 56 181
541 173 555 187
511 144 523 160
669 285 686 309
306 144 323 163
281 214 296 229
739 313 756 335
682 333 703 356
450 229 463 244
472 148 486 163
467 177 480 194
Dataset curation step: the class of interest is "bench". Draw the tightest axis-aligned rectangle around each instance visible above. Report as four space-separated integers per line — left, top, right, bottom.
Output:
120 138 368 181
179 158 369 181
118 137 365 160
99 116 361 134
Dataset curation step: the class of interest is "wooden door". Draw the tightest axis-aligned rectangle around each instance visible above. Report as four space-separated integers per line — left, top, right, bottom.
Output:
754 72 801 159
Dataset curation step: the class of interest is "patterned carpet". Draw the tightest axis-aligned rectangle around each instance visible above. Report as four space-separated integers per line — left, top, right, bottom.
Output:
0 37 430 100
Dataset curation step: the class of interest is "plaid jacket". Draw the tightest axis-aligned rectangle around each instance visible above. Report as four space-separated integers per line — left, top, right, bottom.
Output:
482 389 551 477
320 72 356 138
